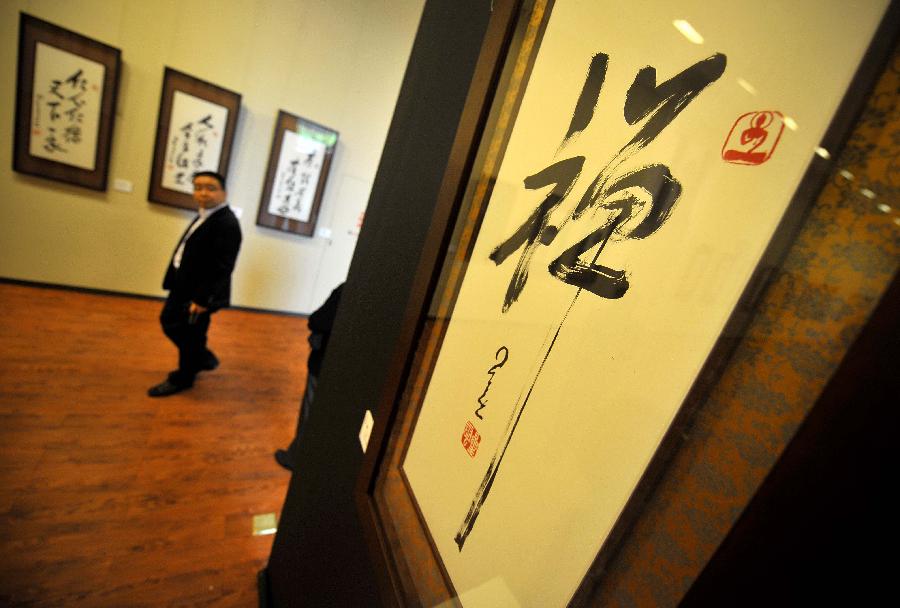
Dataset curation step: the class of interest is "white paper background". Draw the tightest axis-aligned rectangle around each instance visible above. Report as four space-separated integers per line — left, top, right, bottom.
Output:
402 1 888 606
161 91 228 194
30 42 105 170
266 129 326 223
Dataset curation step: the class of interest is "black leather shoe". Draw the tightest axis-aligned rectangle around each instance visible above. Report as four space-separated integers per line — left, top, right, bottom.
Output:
202 353 219 371
147 380 190 397
274 449 295 472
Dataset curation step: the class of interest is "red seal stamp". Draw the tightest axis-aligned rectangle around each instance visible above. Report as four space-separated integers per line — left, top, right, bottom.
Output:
461 421 481 458
722 111 785 166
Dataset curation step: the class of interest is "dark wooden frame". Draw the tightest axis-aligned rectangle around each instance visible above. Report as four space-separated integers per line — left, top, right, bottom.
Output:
148 67 241 210
256 110 339 237
13 12 121 191
355 0 537 604
355 0 900 606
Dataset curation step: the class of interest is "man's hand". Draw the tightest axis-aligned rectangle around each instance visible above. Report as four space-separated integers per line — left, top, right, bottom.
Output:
188 302 208 324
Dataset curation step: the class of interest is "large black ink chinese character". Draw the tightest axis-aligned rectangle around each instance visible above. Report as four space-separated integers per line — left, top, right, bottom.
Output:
48 80 65 100
64 69 86 91
490 52 726 313
43 127 67 153
63 125 82 144
64 97 86 123
46 101 62 122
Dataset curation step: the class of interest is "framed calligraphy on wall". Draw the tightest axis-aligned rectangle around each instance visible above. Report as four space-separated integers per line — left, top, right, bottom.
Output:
356 0 897 606
256 110 339 236
148 68 241 209
13 13 121 191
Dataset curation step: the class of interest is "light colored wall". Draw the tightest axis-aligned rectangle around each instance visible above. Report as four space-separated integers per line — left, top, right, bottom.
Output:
0 0 423 313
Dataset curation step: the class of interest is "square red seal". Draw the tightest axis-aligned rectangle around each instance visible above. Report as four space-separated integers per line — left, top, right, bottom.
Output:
461 421 481 458
722 111 785 166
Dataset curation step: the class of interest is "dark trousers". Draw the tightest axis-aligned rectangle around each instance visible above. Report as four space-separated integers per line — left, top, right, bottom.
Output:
286 373 318 459
160 294 213 387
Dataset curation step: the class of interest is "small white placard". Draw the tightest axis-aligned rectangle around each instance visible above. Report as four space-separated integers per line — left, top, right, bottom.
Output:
230 205 243 219
112 178 133 193
359 409 374 453
316 227 332 239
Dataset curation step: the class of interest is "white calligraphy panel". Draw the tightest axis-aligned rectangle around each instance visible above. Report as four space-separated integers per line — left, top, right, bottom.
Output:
402 1 888 606
30 42 105 170
161 91 228 194
266 129 326 223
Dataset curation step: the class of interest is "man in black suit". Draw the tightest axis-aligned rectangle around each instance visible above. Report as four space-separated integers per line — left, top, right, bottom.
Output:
274 283 343 471
148 171 242 397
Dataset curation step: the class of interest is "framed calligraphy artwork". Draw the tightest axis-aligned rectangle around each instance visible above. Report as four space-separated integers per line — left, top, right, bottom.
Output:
148 68 241 209
13 13 121 191
256 110 339 236
357 0 895 606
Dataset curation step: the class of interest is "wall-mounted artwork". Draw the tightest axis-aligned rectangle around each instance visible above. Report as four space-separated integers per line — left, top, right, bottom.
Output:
148 68 241 209
359 0 893 606
13 13 121 191
256 110 339 237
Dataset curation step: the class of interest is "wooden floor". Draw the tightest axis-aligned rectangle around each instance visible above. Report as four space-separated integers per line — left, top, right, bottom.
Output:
0 282 308 607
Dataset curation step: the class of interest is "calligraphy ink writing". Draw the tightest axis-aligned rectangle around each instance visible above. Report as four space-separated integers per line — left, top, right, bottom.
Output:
474 346 509 420
37 68 90 155
168 113 215 185
490 52 726 312
273 138 323 219
454 50 726 550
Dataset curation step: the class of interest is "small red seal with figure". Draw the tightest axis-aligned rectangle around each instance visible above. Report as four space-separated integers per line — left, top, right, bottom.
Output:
722 111 785 166
461 421 481 458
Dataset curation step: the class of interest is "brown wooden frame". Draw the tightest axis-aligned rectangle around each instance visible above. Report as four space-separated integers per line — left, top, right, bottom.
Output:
256 110 339 237
13 12 121 191
355 1 540 604
148 67 241 209
355 0 900 606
